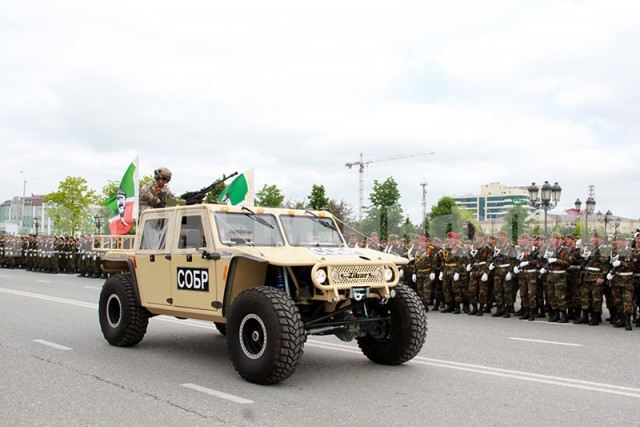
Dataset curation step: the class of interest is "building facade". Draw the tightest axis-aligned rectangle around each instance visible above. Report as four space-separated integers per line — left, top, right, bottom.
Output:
0 195 51 236
453 182 531 221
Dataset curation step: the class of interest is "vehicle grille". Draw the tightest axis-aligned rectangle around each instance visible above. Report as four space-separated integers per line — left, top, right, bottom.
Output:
330 265 385 285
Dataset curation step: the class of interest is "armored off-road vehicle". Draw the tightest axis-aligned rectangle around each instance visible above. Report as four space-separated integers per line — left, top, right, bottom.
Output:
97 204 427 384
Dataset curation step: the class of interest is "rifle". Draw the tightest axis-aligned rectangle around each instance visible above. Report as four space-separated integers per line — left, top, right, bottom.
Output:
180 171 239 205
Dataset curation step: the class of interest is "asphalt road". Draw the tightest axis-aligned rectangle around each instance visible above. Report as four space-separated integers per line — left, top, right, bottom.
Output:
1 269 640 426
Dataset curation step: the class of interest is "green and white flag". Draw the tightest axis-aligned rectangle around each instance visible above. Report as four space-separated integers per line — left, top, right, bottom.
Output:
105 157 139 234
219 170 253 206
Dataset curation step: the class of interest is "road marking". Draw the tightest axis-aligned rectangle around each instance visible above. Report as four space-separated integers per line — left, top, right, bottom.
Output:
33 339 72 351
306 340 640 399
181 383 253 404
36 280 51 283
0 275 11 278
5 286 639 400
84 286 102 290
510 337 582 347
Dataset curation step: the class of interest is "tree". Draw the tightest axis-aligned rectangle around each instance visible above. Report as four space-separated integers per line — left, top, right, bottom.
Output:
205 182 227 203
45 177 99 236
307 184 329 210
429 196 464 239
365 177 402 241
255 184 285 208
501 205 529 243
327 199 355 232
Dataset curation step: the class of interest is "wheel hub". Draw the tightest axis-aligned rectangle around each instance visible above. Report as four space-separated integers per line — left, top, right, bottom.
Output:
239 313 267 360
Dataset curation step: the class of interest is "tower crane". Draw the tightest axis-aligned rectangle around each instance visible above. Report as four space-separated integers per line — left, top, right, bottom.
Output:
345 151 434 221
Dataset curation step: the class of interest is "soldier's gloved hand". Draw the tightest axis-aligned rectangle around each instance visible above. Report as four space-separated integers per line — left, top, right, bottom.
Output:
157 199 166 208
611 259 621 268
519 261 529 268
412 274 416 283
429 272 436 281
453 272 460 281
470 249 477 257
505 272 512 281
466 264 472 272
606 272 614 281
488 263 495 271
513 266 521 274
481 273 488 282
548 257 557 264
439 272 444 281
539 268 547 275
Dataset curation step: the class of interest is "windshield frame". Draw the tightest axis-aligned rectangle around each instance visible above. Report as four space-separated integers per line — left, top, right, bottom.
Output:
213 211 284 247
279 214 345 247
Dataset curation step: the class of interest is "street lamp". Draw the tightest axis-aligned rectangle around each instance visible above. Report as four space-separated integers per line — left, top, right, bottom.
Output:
603 210 613 243
33 216 41 236
94 214 104 235
528 181 562 238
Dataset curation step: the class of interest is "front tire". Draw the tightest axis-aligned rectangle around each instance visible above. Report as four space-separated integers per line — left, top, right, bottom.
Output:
99 274 149 347
357 284 427 365
227 287 305 385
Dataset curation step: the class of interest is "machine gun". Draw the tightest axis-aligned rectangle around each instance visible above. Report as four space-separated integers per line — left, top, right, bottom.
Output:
180 171 238 205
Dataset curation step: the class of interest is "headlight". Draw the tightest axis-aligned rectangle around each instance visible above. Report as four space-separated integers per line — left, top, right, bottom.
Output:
315 268 327 284
384 266 394 282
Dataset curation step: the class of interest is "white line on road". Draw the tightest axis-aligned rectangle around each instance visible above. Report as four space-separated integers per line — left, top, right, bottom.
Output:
510 337 582 347
84 286 102 290
36 280 51 283
33 339 72 351
181 383 253 404
5 286 640 400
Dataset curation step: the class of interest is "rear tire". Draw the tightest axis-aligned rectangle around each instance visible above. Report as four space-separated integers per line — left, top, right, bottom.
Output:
99 274 149 346
357 284 427 365
227 287 305 385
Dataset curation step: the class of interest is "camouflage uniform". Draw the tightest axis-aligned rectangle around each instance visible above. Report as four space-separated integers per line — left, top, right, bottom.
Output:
468 239 493 316
543 234 571 322
565 238 583 320
579 240 610 325
139 167 175 214
609 239 637 330
440 234 468 314
491 233 517 317
415 241 437 311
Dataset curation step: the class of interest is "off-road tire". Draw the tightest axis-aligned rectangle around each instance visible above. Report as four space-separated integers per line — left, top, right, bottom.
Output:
357 284 427 365
99 274 149 347
214 322 227 336
227 287 305 385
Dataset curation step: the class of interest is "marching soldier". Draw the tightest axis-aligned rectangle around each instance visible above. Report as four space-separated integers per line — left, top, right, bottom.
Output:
439 232 468 314
576 231 609 325
608 235 637 330
490 230 517 318
467 231 492 316
414 236 437 311
565 234 583 320
541 232 570 323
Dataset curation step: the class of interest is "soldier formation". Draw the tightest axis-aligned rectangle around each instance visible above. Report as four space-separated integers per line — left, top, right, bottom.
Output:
361 230 640 331
0 234 107 278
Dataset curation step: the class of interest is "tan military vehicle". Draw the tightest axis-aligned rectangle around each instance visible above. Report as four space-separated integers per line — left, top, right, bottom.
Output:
97 204 427 384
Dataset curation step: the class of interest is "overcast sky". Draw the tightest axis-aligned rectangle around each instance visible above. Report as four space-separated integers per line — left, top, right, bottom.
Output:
2 0 639 223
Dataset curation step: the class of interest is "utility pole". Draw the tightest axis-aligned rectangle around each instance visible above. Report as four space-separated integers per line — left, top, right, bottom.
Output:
420 181 428 227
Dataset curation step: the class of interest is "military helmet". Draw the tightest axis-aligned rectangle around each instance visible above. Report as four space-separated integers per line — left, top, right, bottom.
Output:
154 167 172 182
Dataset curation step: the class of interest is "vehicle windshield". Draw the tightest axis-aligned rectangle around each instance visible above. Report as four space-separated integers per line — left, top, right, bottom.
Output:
279 215 345 247
214 211 284 246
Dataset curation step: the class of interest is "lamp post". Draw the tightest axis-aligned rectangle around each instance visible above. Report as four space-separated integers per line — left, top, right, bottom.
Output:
528 181 562 239
33 216 41 236
94 214 104 235
575 197 596 242
603 210 612 243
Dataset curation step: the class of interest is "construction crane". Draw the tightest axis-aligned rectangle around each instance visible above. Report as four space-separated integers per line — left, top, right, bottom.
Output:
345 151 435 221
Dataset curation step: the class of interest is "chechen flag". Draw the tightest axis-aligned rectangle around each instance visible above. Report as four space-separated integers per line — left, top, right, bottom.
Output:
105 157 139 235
218 170 254 206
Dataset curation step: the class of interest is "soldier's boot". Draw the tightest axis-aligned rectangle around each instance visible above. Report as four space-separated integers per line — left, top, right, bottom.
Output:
502 307 510 318
476 304 484 316
536 307 546 318
625 314 633 331
558 310 568 323
519 308 529 320
636 316 640 327
483 303 492 313
589 312 602 326
548 309 558 322
453 303 461 314
607 309 617 323
78 272 85 277
574 310 589 324
442 303 454 313
528 309 536 321
432 300 440 312
440 300 446 310
468 304 478 315
567 309 575 321
463 303 469 313
613 313 625 328
515 307 524 316
491 304 504 317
